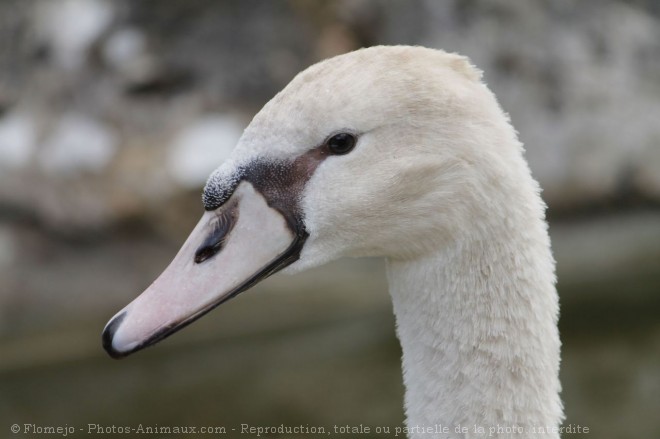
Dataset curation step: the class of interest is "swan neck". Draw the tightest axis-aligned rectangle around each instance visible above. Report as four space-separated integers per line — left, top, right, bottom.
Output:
386 220 562 438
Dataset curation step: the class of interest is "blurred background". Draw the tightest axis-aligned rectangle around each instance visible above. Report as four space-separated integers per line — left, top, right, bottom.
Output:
1 0 659 437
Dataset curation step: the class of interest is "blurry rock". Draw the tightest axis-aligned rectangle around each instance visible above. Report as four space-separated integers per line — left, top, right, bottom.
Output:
0 111 36 169
1 0 658 232
39 113 117 175
167 114 244 189
102 27 147 70
103 26 194 97
421 1 660 208
102 27 157 86
32 0 114 70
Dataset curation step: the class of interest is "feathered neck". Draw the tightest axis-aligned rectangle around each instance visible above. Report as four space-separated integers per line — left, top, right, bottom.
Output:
385 185 562 438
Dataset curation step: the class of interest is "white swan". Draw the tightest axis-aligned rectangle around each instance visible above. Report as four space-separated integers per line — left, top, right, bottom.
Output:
103 46 562 438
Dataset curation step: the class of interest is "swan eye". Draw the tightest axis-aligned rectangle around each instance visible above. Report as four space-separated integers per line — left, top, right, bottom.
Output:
326 133 356 155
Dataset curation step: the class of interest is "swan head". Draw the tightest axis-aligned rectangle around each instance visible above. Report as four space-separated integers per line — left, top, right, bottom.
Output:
103 45 522 358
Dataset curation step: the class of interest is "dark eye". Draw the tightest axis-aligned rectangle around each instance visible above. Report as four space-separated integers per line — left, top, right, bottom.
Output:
326 132 357 155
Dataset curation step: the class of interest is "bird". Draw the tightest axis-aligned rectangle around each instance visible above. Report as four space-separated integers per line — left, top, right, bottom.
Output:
103 45 563 438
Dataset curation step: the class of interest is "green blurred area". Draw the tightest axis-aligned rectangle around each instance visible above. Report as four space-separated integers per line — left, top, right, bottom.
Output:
1 215 660 438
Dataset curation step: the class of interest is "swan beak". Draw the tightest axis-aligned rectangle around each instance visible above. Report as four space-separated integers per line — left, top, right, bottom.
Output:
102 182 306 358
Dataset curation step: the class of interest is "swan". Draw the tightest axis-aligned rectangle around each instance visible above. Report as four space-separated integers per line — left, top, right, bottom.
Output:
102 46 562 438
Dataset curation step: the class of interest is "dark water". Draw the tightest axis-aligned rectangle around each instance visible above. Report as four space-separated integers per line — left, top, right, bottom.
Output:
1 220 659 438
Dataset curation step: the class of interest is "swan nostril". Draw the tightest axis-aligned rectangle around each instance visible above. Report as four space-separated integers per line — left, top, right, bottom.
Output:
194 240 224 263
194 207 237 264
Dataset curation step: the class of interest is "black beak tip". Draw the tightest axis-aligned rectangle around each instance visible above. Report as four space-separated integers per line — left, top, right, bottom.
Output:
102 311 128 359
